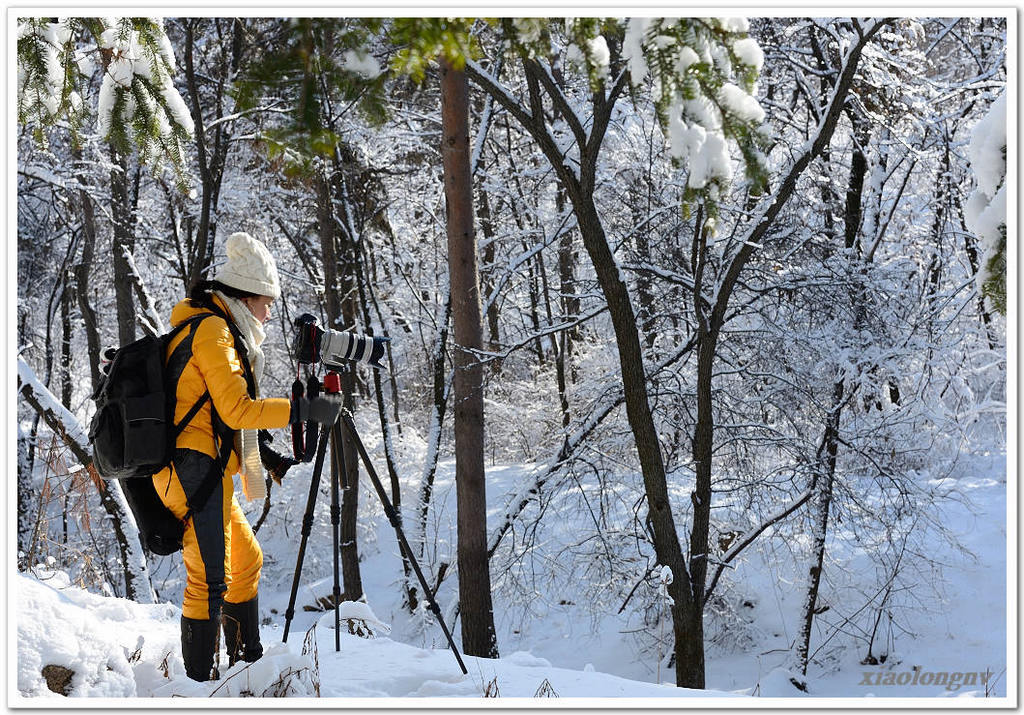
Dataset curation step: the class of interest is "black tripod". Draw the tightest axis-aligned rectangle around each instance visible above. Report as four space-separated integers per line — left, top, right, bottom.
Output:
281 371 467 675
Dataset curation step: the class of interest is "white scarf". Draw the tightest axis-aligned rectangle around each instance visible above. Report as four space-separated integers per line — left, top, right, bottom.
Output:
214 291 268 502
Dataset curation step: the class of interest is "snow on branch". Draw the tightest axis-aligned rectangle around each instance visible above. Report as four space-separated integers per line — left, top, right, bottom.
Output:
121 244 166 336
711 18 890 330
702 484 815 606
18 356 92 467
487 331 700 558
18 356 157 604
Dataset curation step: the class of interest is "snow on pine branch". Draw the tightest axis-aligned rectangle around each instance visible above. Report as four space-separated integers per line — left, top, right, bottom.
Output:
619 18 769 204
502 18 769 212
17 17 194 186
16 19 83 139
97 19 194 169
964 91 1007 312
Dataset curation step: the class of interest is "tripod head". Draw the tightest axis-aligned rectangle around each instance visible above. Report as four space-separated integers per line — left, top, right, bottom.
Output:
291 369 342 462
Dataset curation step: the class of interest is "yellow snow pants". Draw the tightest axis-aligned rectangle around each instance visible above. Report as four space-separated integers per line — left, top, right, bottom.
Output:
154 448 263 621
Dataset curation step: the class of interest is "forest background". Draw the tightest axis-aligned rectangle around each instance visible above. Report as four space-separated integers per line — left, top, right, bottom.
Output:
13 14 1010 695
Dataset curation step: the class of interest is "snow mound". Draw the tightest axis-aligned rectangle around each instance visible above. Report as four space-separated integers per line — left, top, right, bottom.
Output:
17 571 138 697
754 667 811 697
152 644 319 698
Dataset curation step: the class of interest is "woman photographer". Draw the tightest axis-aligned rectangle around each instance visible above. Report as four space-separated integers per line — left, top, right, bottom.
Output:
153 232 340 681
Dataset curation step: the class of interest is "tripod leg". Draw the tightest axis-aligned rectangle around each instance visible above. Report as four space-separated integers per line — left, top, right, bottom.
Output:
340 410 469 675
329 423 345 652
282 426 330 643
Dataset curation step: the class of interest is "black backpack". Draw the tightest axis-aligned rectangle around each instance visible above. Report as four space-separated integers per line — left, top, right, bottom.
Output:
89 306 247 555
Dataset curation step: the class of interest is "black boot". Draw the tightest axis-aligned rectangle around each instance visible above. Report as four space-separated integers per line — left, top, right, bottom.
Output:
221 596 264 667
181 615 220 682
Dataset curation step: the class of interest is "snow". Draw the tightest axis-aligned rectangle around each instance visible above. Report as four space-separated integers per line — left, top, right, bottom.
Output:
17 20 66 120
966 183 1007 256
13 571 739 700
675 45 700 74
92 19 194 146
967 93 1006 198
342 50 381 80
719 82 765 124
564 43 584 70
668 112 733 190
13 445 1008 702
17 357 89 451
732 37 764 71
587 36 610 80
160 79 195 135
721 17 750 33
623 18 651 84
98 27 120 50
964 91 1007 293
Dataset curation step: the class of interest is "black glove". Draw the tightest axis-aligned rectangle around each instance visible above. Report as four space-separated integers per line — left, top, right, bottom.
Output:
259 432 299 485
290 394 343 425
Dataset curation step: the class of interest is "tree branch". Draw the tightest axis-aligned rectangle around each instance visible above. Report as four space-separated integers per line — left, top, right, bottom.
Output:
712 19 891 338
703 485 815 606
525 57 587 148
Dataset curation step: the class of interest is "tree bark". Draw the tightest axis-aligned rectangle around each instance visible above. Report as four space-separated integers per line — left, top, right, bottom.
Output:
110 150 138 346
317 170 364 601
73 159 103 392
441 57 498 658
794 378 844 673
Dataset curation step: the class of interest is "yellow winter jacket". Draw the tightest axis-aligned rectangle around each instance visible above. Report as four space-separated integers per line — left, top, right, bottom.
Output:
164 294 291 471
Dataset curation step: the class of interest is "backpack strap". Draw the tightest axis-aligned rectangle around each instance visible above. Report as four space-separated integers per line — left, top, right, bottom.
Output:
165 314 217 441
169 304 259 521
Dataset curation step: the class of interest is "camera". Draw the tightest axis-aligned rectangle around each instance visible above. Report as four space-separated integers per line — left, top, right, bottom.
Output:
293 313 389 370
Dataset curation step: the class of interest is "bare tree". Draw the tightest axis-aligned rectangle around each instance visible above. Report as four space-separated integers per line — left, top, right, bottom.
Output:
441 56 498 658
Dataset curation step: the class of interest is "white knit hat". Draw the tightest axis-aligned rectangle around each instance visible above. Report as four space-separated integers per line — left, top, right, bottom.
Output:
213 232 281 299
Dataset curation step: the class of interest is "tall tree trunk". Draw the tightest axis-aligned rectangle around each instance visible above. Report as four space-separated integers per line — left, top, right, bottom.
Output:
794 378 844 673
573 195 696 686
110 150 137 346
72 165 103 391
476 189 502 358
795 108 871 674
551 58 579 382
317 171 364 601
441 57 498 659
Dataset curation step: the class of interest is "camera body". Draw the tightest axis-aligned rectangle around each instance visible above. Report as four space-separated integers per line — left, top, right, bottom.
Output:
293 313 388 370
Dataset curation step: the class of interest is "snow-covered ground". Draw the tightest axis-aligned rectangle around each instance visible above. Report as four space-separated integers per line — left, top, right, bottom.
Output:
12 427 1011 704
